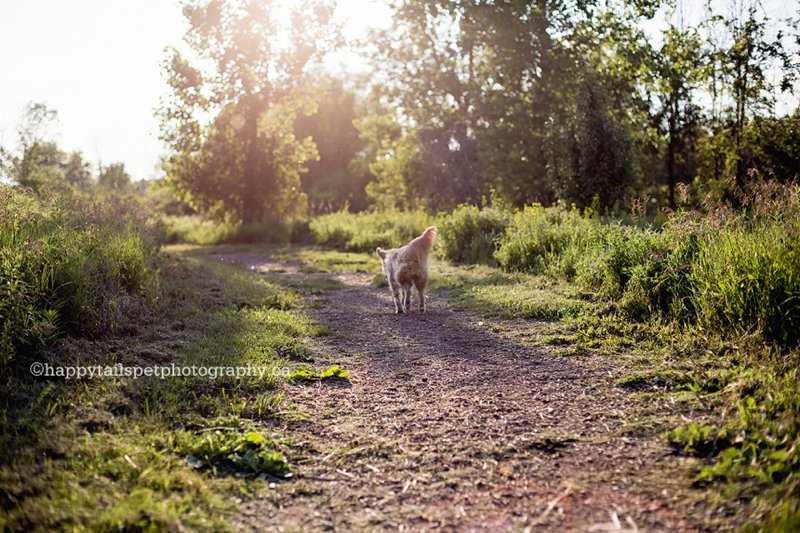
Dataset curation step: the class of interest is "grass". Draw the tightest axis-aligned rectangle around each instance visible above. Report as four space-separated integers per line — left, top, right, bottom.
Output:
430 262 595 320
0 186 161 370
3 178 798 529
0 245 325 531
161 215 312 245
308 209 433 252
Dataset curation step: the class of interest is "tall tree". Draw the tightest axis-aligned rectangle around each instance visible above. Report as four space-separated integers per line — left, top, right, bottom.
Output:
653 24 707 208
545 72 636 208
159 0 340 223
62 151 93 190
294 77 369 213
366 0 661 210
708 1 791 193
0 102 65 192
98 162 133 192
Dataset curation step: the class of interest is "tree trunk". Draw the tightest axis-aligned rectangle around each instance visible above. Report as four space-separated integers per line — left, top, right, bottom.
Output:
667 98 677 210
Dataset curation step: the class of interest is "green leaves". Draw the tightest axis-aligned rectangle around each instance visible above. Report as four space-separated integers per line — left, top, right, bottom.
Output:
289 365 350 382
175 428 292 478
158 0 341 223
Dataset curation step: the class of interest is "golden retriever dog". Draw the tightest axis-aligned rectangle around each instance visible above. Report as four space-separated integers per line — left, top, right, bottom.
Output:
376 227 437 314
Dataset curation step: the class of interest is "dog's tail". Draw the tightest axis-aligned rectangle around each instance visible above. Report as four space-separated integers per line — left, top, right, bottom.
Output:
376 247 387 259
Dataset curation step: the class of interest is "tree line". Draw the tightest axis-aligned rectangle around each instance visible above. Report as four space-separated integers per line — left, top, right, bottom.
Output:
5 0 799 220
0 103 136 193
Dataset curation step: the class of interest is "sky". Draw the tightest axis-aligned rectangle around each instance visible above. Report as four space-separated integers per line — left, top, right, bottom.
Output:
1 0 796 182
0 0 391 181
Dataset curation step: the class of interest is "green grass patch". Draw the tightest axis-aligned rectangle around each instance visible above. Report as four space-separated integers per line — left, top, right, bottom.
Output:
0 186 161 370
174 427 292 478
309 209 433 252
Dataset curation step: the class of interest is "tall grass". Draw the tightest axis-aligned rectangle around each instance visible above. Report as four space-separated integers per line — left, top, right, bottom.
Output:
691 218 800 346
161 215 311 245
495 203 607 279
0 186 161 369
436 204 508 265
434 183 800 345
309 209 433 252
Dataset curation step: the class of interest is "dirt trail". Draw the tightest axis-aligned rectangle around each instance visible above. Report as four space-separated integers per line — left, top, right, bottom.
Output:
217 253 724 532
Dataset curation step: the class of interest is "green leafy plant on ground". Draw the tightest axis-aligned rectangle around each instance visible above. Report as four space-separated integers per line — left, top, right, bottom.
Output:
289 365 350 382
290 365 350 382
436 204 509 265
174 429 292 478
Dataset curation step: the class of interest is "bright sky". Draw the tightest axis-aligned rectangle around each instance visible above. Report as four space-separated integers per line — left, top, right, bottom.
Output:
0 0 391 181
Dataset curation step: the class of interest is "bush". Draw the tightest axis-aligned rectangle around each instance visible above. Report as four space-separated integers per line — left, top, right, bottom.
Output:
309 209 433 252
161 215 312 245
575 220 700 320
0 186 161 369
437 205 509 265
495 203 606 279
489 181 800 339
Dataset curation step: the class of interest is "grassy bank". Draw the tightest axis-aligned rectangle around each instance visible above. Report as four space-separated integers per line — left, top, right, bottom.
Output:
0 239 327 530
0 187 162 371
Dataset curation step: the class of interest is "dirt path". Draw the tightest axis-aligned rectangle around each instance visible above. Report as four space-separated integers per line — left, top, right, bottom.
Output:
217 253 725 532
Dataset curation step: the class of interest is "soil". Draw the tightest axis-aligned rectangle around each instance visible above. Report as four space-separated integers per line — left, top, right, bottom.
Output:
213 253 734 532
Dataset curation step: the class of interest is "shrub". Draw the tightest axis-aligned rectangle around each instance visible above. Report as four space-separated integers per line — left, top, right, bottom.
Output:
161 215 312 245
575 223 695 318
691 219 800 346
437 205 509 265
495 203 606 279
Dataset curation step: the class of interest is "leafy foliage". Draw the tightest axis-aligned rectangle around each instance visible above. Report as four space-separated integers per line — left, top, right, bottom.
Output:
289 365 350 382
158 0 340 223
175 429 292 477
437 204 509 265
309 209 433 253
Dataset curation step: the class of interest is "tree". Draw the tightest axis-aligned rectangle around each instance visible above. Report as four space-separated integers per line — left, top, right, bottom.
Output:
62 151 93 190
294 77 370 213
707 1 791 193
159 0 340 223
652 24 707 208
365 0 661 210
98 163 133 192
545 72 636 208
0 102 65 191
367 1 482 210
740 109 800 181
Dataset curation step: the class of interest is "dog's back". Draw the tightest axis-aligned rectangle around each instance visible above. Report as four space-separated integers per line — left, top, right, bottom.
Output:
377 227 437 313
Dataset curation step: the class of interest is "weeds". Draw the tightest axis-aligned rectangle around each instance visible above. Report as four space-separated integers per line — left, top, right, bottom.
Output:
437 204 508 265
174 428 292 478
0 186 161 371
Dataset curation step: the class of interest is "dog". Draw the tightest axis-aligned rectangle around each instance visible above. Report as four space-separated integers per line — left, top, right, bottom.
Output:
376 227 437 314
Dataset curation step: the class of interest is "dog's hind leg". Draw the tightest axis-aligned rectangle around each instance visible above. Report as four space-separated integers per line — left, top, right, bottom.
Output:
391 284 404 314
403 285 412 312
415 278 427 312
